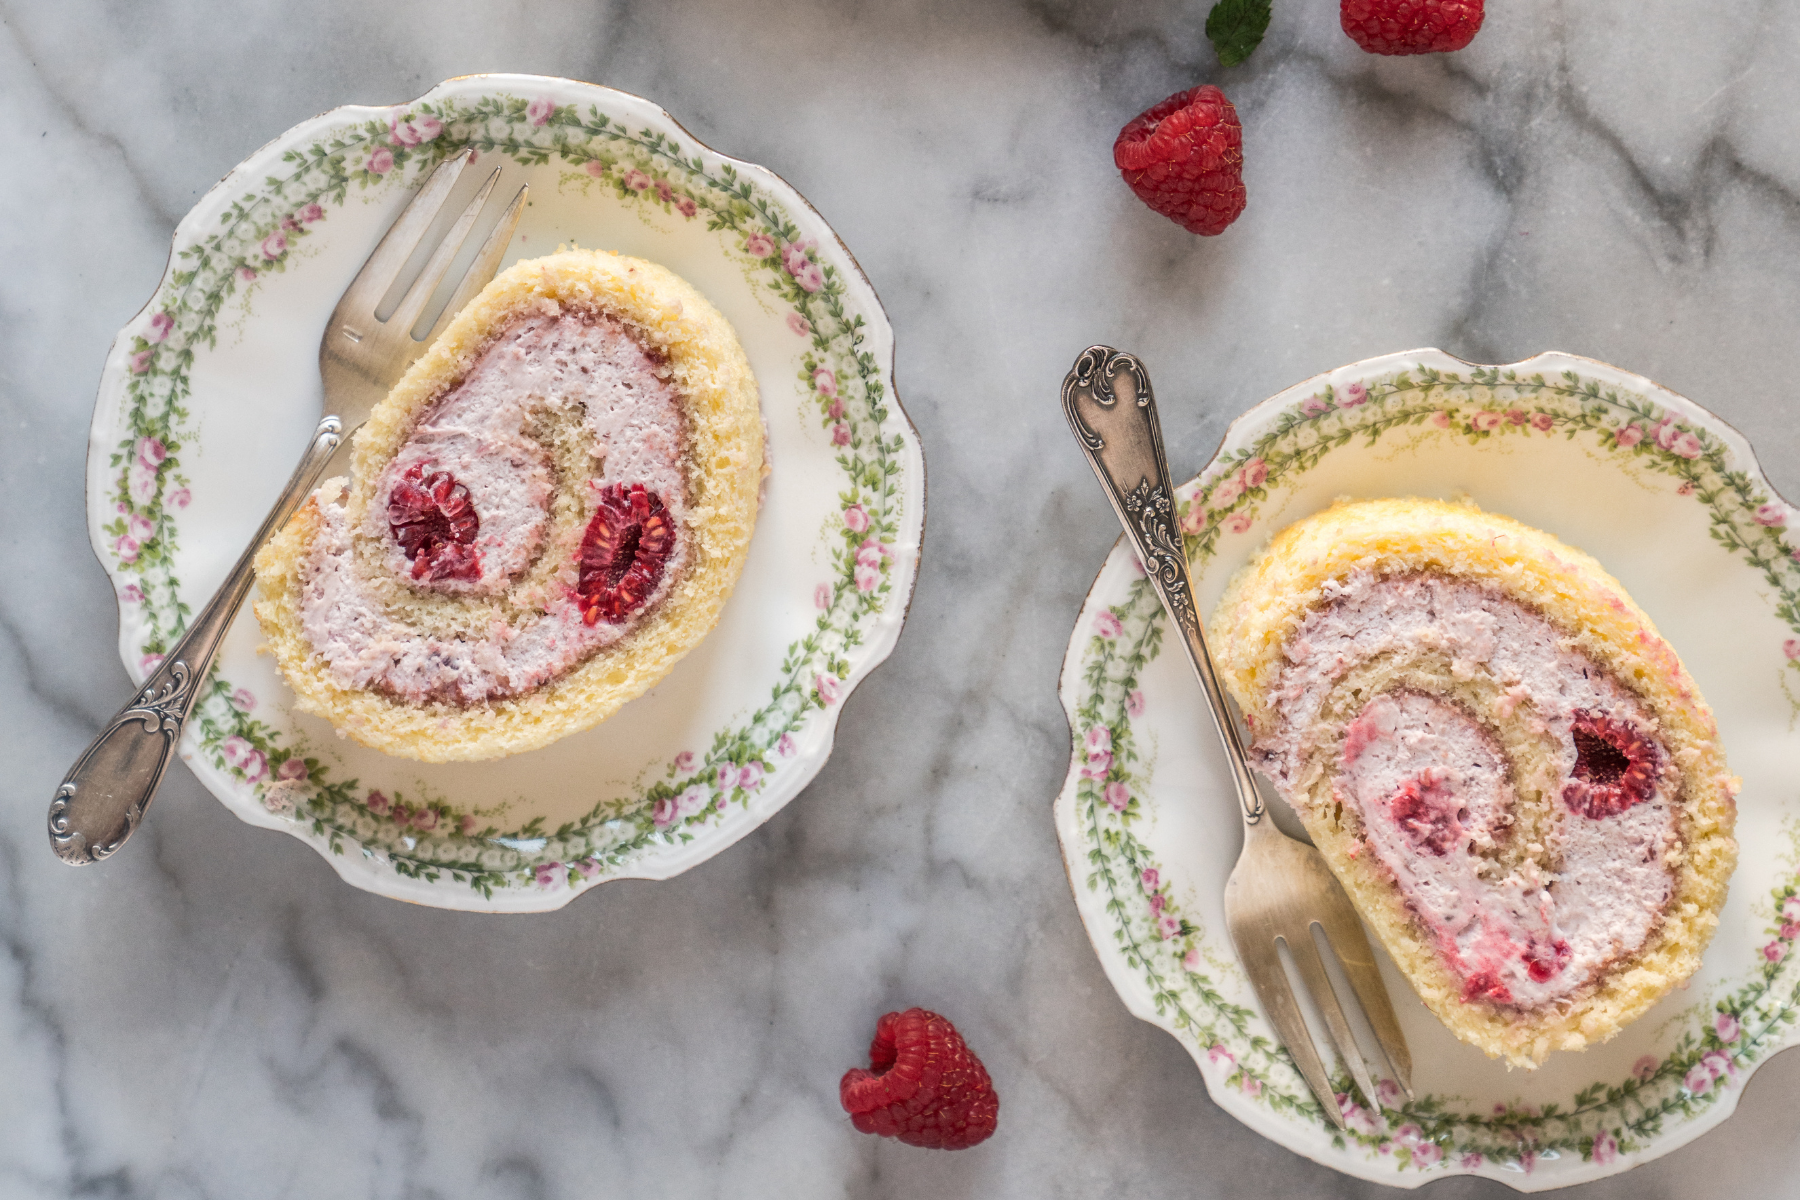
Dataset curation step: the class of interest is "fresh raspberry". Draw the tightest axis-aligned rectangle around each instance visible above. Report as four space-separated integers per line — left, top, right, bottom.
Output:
576 483 674 625
1341 0 1484 55
1562 710 1660 819
839 1008 998 1150
1113 85 1246 237
387 463 480 582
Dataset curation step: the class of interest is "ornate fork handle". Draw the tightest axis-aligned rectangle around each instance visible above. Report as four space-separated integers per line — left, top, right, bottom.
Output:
1061 345 1265 824
49 417 344 865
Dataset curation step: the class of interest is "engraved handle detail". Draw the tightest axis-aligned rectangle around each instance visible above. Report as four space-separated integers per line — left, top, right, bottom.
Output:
1061 346 1265 824
49 417 345 865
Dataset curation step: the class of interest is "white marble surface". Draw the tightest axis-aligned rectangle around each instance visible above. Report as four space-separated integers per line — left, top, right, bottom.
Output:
7 1 1800 1196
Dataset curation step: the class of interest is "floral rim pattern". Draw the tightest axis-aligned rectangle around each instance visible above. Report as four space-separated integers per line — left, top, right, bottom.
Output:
97 83 915 898
1063 360 1799 1182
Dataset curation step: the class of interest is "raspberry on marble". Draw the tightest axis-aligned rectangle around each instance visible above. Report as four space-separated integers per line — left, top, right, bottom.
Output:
839 1008 998 1150
1341 0 1484 55
1113 85 1246 237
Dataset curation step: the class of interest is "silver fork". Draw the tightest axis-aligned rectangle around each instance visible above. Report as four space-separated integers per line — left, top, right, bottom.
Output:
1062 346 1412 1127
50 149 527 866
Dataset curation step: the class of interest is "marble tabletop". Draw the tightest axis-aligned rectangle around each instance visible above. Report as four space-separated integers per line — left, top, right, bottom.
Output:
7 1 1800 1196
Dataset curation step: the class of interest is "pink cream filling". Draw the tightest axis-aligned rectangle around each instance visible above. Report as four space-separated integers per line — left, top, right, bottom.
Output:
1260 573 1680 1010
298 306 690 705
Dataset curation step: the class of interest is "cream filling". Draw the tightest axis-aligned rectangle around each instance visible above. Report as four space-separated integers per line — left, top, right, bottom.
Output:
1258 572 1679 1009
298 307 691 705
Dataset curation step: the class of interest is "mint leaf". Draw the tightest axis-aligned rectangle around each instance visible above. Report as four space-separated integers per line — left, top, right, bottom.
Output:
1206 0 1272 67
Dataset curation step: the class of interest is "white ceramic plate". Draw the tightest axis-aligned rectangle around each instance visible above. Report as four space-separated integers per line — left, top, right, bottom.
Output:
1055 350 1800 1189
86 75 924 911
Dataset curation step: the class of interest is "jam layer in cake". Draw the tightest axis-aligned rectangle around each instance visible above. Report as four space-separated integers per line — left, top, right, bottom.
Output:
254 249 764 762
1210 498 1737 1067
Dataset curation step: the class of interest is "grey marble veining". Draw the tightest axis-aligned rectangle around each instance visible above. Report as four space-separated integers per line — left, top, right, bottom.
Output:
5 0 1800 1196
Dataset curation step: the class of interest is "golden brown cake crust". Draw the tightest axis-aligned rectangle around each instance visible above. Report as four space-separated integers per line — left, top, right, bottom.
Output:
1210 497 1738 1067
252 249 763 762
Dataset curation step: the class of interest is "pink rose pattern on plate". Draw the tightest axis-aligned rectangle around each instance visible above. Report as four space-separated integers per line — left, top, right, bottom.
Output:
104 89 914 903
1075 362 1800 1180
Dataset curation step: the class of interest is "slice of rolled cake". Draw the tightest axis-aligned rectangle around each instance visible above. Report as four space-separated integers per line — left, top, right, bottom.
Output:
1210 497 1737 1067
253 248 763 762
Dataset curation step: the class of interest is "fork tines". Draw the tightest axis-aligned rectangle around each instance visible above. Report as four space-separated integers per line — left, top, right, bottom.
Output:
1226 836 1414 1131
325 149 529 373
